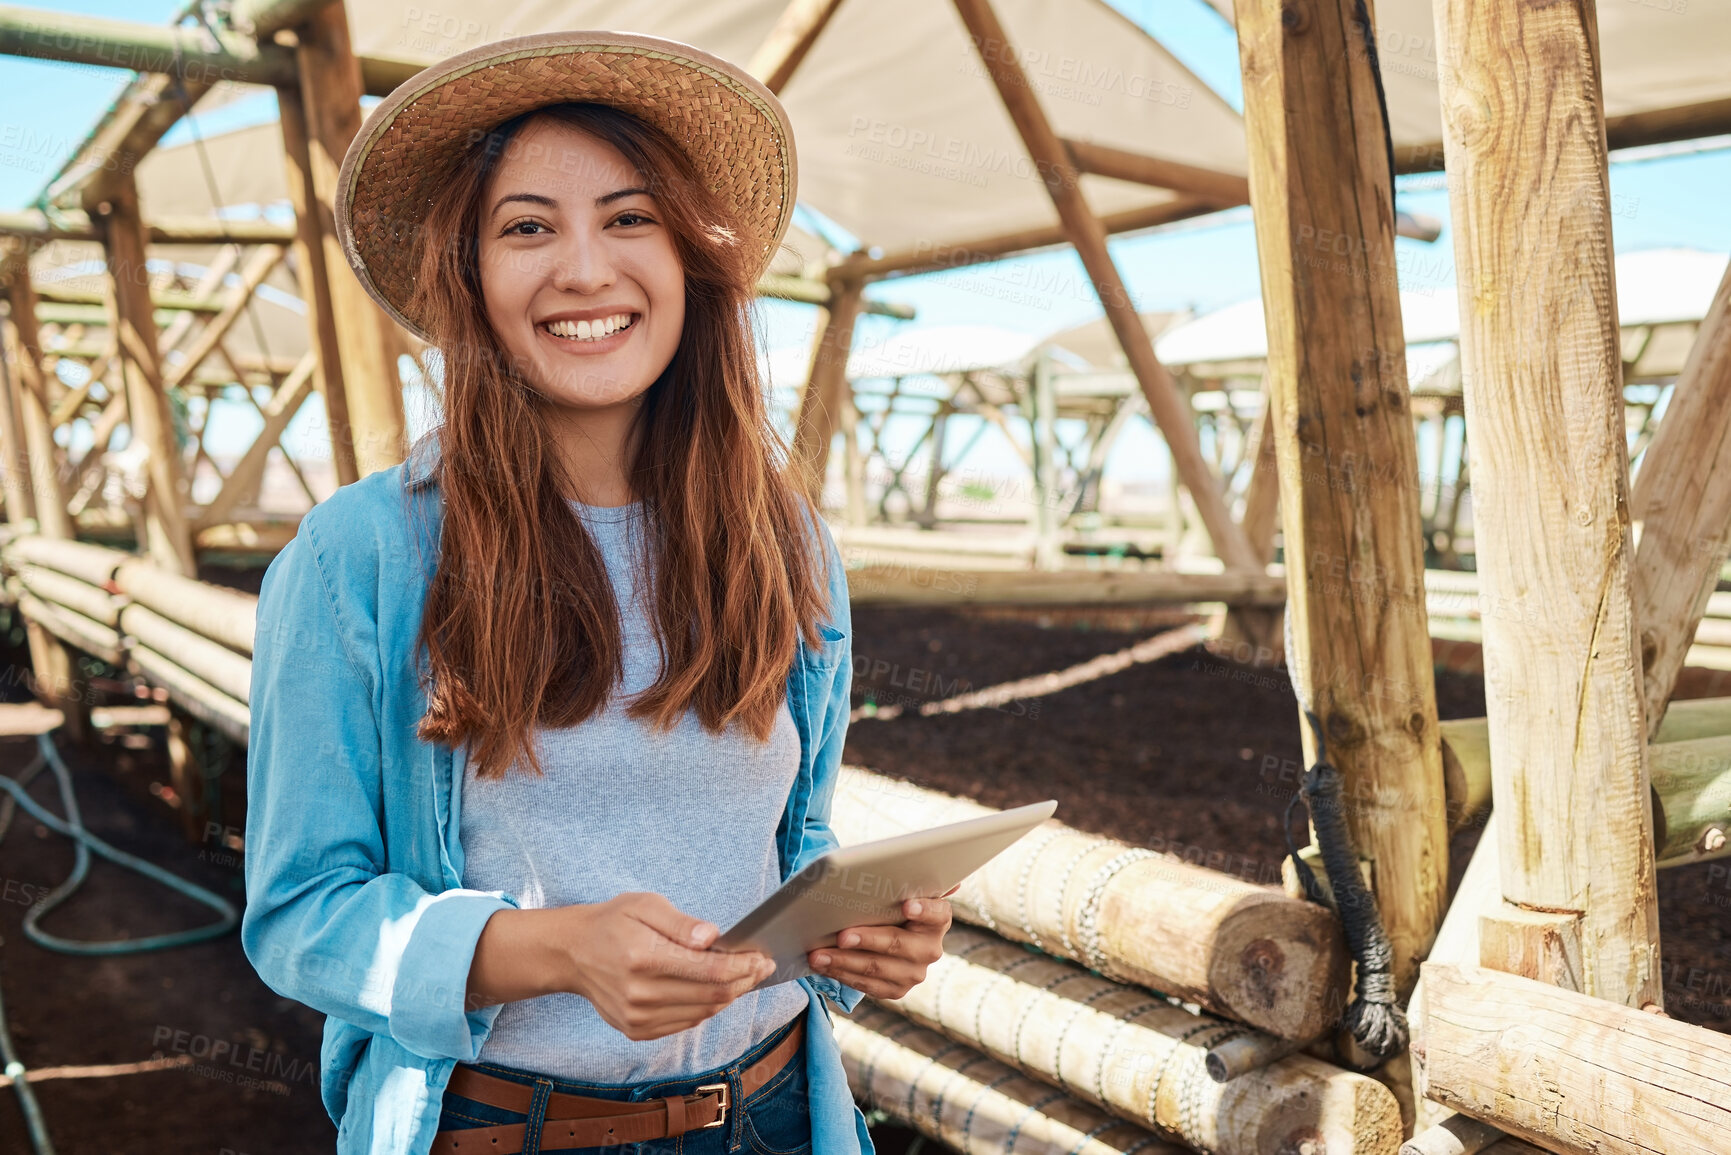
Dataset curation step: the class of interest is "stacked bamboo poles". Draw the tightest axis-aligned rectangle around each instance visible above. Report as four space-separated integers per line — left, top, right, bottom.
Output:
832 767 1350 1040
0 535 252 742
836 1001 1185 1155
872 926 1402 1155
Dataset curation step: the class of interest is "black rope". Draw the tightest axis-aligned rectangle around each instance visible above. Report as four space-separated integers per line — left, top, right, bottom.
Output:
1282 710 1409 1067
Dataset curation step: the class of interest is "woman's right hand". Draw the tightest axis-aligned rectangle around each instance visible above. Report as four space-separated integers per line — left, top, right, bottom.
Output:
551 892 776 1041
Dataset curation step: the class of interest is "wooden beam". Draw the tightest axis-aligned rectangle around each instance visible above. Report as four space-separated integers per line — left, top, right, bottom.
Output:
1414 963 1731 1155
790 276 865 503
757 273 914 318
94 176 195 574
162 245 285 390
950 0 1257 573
33 282 227 315
837 197 1221 281
195 354 316 528
1062 138 1250 205
1396 95 1731 176
747 0 846 94
1629 258 1731 736
0 210 297 246
1236 0 1448 989
0 4 298 86
1433 0 1660 1007
293 2 404 478
52 68 215 212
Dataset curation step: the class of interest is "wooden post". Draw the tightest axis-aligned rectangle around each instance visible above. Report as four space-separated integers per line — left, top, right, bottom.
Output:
1414 963 1731 1155
1030 352 1061 569
1628 257 1731 735
1235 0 1449 990
791 276 865 503
950 0 1257 574
2 275 70 538
747 0 847 93
277 82 359 488
93 177 196 575
1434 0 1662 1007
0 324 35 524
292 2 405 477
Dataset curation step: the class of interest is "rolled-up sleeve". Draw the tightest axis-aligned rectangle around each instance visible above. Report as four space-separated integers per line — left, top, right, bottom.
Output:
241 516 517 1061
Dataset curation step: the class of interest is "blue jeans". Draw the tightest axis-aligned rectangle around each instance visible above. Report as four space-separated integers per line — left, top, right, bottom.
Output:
437 1015 812 1155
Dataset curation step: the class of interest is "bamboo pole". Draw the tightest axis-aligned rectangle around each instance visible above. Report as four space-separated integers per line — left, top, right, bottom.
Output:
833 768 1350 1039
791 277 865 503
161 245 285 390
1433 0 1661 1007
292 2 405 478
94 176 195 574
1236 0 1449 990
195 352 317 529
949 0 1256 574
117 603 250 703
880 926 1403 1155
835 1001 1185 1155
1414 963 1731 1155
1628 256 1731 736
114 557 256 655
0 209 295 246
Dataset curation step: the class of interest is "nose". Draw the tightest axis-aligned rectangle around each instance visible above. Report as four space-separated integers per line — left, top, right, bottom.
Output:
546 225 618 296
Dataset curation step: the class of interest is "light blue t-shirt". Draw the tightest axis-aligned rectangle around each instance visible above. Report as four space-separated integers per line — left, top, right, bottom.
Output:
458 497 809 1082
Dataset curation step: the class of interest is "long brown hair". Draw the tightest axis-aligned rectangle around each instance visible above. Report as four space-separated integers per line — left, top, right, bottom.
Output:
404 101 830 779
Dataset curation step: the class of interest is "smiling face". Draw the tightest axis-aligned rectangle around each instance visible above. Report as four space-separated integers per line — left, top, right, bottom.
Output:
476 115 686 413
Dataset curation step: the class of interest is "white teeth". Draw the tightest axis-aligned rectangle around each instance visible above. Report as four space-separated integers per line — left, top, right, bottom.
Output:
544 314 634 341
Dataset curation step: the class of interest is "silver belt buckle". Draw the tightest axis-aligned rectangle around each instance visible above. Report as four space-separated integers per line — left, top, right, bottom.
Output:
694 1082 729 1128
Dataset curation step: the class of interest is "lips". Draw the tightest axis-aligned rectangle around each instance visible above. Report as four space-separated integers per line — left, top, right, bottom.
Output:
539 312 639 342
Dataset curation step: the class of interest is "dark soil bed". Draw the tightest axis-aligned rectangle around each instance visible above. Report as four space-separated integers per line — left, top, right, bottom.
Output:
0 604 1725 1153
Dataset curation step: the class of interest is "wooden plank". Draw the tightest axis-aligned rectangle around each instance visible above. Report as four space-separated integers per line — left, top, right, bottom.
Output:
1236 0 1448 989
1629 257 1731 736
1433 0 1661 1007
1415 962 1731 1155
747 0 846 94
1062 138 1250 206
950 0 1257 574
790 277 864 502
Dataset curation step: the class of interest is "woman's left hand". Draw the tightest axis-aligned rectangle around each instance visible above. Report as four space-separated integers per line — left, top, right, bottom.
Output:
808 887 956 1000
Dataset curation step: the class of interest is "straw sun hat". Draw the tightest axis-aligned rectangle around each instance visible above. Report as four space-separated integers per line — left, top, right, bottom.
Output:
335 30 798 344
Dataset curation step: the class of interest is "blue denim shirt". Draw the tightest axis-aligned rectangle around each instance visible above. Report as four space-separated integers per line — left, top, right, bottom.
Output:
242 436 873 1155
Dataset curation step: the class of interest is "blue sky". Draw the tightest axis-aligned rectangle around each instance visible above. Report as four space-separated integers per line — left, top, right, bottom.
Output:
3 0 1727 482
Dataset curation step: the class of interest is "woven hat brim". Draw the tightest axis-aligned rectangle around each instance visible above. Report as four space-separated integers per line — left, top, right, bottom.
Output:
335 31 798 345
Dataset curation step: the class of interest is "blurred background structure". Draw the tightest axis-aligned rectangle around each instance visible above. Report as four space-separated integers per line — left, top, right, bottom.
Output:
1 1 1730 1153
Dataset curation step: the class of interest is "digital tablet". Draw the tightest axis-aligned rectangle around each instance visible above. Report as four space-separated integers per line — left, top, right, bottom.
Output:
712 799 1058 989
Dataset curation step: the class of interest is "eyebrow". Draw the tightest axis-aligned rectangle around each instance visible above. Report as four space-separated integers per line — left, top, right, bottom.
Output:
489 187 653 219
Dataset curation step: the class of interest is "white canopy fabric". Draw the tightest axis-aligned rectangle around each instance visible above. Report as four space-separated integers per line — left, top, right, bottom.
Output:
346 0 1245 255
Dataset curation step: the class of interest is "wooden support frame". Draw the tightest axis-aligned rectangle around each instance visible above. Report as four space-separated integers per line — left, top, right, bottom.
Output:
0 325 34 524
1235 0 1448 988
3 274 71 539
950 0 1257 574
1434 0 1661 1008
1628 257 1731 736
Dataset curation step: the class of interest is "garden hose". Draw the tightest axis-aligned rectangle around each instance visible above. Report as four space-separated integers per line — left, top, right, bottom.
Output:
0 730 241 1154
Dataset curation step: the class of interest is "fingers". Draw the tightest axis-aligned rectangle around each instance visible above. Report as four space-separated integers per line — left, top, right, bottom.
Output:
806 947 926 998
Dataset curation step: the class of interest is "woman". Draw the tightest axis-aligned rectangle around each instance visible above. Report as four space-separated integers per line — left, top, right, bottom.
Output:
242 31 952 1155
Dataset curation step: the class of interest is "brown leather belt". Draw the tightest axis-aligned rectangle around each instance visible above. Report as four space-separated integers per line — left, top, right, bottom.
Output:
434 1018 804 1153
